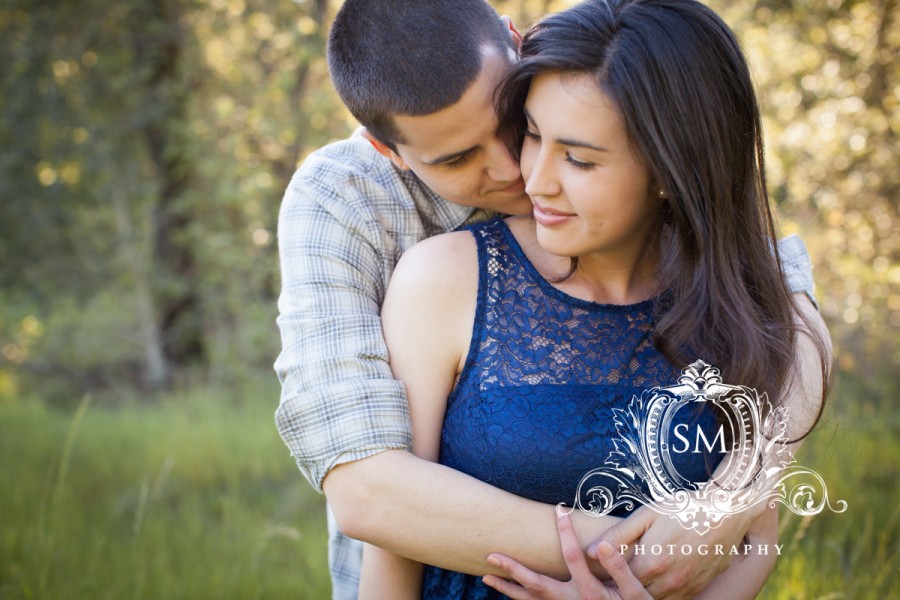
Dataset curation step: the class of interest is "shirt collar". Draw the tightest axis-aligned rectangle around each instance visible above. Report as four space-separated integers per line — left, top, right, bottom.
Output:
400 169 482 233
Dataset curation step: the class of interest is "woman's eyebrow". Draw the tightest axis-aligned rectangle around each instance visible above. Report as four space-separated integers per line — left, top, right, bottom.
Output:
558 138 610 152
524 108 609 152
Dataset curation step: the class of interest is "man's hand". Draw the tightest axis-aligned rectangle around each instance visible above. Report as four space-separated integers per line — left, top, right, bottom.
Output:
592 506 759 599
482 512 651 600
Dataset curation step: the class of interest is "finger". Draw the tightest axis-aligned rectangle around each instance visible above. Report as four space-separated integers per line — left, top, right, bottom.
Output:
594 541 651 600
486 553 554 596
589 508 651 558
482 574 533 600
555 512 596 586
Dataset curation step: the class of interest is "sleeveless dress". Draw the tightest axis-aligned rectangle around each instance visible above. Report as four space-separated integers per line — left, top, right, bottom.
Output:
420 219 724 599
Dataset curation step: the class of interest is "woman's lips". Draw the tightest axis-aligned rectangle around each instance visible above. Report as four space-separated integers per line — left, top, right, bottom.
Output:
533 203 576 227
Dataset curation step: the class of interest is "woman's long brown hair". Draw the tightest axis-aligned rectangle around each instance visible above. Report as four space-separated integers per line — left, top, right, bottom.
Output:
497 0 830 440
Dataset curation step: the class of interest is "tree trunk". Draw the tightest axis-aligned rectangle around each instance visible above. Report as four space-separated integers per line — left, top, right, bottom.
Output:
132 0 204 380
112 191 169 389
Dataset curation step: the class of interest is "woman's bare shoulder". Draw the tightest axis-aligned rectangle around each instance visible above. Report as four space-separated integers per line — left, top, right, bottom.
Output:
384 230 479 335
383 229 480 381
391 230 479 288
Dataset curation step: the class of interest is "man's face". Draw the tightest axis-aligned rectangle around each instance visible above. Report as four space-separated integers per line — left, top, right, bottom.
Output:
390 48 531 216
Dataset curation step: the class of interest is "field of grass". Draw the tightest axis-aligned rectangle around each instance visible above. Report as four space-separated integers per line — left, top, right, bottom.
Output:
0 379 330 599
758 372 899 599
0 373 896 599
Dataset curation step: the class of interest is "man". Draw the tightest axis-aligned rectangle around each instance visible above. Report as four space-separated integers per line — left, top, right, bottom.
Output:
274 1 819 598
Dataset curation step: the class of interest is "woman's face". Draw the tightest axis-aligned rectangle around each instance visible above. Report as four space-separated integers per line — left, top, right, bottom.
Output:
520 72 660 261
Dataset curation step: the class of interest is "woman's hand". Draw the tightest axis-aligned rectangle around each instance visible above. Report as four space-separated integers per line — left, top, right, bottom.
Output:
482 512 652 600
589 505 748 599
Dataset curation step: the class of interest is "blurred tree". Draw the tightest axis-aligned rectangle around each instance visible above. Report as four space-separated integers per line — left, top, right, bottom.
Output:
0 0 342 398
731 0 898 384
0 0 896 403
132 0 198 382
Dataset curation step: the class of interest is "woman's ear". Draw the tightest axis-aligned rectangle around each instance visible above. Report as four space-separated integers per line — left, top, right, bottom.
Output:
361 129 409 171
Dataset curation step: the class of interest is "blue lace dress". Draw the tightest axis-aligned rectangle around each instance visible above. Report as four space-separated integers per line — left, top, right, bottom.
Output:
420 219 724 599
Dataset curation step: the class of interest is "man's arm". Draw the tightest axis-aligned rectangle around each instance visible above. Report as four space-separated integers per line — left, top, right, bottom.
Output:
276 148 823 585
275 168 619 581
325 232 622 580
777 235 818 309
274 169 412 491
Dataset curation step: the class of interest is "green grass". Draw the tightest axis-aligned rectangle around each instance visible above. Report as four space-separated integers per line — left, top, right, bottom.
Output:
758 373 899 599
0 372 896 598
0 380 330 599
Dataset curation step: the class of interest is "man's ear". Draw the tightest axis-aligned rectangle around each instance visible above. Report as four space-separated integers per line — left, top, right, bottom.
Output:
500 15 523 50
361 129 409 171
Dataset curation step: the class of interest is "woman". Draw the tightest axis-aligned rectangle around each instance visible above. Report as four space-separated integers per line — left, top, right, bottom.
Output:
364 0 830 597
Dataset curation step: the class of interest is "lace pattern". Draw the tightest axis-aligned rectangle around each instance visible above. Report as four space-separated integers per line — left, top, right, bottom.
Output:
422 219 721 599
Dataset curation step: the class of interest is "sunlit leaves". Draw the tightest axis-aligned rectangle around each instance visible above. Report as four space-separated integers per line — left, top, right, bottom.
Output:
0 0 895 397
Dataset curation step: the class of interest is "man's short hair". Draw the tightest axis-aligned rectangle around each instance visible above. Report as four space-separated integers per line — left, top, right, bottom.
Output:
327 0 512 148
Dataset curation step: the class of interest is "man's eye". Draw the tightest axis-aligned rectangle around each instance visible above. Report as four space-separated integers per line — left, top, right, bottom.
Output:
443 154 472 169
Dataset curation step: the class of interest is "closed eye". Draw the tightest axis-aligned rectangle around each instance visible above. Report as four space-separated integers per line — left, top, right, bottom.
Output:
565 153 595 170
443 151 474 169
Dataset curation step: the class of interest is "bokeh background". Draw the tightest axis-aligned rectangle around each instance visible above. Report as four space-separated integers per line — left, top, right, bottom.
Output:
1 0 896 597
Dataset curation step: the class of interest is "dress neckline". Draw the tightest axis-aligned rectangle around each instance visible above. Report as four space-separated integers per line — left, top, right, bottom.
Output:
495 218 663 313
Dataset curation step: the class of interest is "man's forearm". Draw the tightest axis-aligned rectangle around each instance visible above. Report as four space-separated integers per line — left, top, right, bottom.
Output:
324 449 620 580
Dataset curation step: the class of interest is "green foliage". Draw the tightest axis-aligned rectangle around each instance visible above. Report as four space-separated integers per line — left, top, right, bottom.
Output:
0 1 896 593
0 380 330 599
0 0 343 395
1 0 896 402
728 0 900 381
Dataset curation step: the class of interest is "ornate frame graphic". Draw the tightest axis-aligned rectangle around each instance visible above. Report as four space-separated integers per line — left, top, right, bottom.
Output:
565 361 846 535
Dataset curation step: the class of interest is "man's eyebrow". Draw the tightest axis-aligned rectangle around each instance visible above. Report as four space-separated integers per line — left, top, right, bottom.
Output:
524 108 610 153
422 146 478 166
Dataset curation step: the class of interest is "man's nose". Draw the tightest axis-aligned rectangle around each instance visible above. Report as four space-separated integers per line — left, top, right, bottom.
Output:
484 139 522 183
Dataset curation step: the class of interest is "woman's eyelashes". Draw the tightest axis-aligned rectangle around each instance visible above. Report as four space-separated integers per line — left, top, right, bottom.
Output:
524 129 596 171
565 153 595 170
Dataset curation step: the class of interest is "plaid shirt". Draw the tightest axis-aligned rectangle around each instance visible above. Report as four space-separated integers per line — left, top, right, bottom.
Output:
274 131 492 599
274 131 817 600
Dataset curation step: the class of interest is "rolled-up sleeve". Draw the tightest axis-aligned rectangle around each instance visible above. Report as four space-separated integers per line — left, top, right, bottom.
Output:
776 234 818 309
274 172 412 492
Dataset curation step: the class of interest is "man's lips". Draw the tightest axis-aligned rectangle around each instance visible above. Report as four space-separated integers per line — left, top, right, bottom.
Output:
533 203 576 226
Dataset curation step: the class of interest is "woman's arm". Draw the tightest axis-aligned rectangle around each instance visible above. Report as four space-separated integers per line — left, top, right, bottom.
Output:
360 543 424 600
359 230 478 596
358 231 474 597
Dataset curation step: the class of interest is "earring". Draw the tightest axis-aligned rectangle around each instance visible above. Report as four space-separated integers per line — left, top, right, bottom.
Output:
658 190 667 199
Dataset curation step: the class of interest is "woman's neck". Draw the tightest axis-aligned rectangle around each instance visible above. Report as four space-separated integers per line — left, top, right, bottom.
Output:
507 216 662 305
